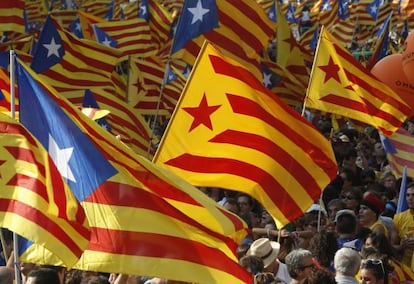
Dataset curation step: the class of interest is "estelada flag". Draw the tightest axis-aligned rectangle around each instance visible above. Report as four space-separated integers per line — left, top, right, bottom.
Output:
306 27 411 136
154 42 338 228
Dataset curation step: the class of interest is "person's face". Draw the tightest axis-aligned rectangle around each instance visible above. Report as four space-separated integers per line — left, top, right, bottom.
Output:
406 187 414 210
359 205 377 225
383 175 396 190
296 256 315 280
364 237 374 249
237 196 251 214
341 192 359 210
328 204 342 222
342 156 356 169
359 268 383 284
223 202 239 214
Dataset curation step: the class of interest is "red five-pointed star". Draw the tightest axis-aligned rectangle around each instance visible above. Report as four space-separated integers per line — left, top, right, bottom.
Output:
318 57 341 83
182 93 221 132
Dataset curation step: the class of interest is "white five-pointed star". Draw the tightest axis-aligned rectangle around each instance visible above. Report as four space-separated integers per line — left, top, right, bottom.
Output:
262 73 272 87
43 37 62 58
140 5 147 15
370 5 378 14
286 11 293 19
188 0 210 25
102 37 113 47
48 134 76 182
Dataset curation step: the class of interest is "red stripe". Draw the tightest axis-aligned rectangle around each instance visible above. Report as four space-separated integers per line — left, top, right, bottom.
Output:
389 138 414 152
0 198 87 256
343 69 411 114
210 129 323 190
86 181 240 244
7 174 48 202
165 154 307 220
392 156 414 168
0 1 24 9
209 54 270 95
226 94 336 167
0 121 38 146
87 228 251 283
5 146 46 177
320 94 399 134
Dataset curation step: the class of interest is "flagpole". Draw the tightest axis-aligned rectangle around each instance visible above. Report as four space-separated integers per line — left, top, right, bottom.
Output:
9 50 22 284
301 25 324 117
148 9 187 158
396 165 407 214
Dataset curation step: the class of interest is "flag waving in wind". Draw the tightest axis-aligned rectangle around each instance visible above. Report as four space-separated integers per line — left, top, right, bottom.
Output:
16 58 251 284
306 27 411 136
0 112 90 267
154 42 338 228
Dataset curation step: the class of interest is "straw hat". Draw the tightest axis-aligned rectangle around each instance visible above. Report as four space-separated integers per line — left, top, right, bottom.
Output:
247 238 280 268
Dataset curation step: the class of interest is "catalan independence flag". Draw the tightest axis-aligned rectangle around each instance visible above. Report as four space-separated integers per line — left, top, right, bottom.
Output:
0 112 90 267
16 59 251 284
0 0 25 34
154 42 338 228
380 127 414 178
306 27 411 136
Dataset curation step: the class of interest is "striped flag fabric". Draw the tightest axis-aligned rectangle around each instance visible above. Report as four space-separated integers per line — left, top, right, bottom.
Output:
127 55 186 118
93 17 156 60
154 42 338 228
16 58 252 284
0 68 18 114
306 27 411 136
0 0 26 34
172 0 276 80
380 127 414 178
0 112 90 267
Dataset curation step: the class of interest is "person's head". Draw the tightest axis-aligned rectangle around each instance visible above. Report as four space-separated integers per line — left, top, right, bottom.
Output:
239 255 264 275
247 238 280 269
359 191 385 226
405 182 414 211
26 268 60 284
361 169 376 188
327 199 346 223
341 147 358 170
363 232 393 257
335 209 358 235
285 249 314 281
301 268 336 284
359 259 386 284
341 186 363 212
223 198 240 214
334 247 361 277
307 230 338 269
236 193 255 216
379 171 396 191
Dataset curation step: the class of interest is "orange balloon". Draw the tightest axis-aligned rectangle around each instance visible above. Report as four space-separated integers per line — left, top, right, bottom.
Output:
371 54 414 115
402 32 414 83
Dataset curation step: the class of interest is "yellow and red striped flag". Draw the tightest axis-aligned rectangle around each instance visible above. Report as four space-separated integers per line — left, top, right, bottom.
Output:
154 42 338 228
0 0 25 34
306 27 411 136
380 127 414 178
0 112 90 267
17 59 251 284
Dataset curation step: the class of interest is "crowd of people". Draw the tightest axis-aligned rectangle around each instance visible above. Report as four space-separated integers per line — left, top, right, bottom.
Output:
210 118 414 284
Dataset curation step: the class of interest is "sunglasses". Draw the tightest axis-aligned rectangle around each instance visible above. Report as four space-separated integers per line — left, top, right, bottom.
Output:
299 263 315 270
363 259 385 276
